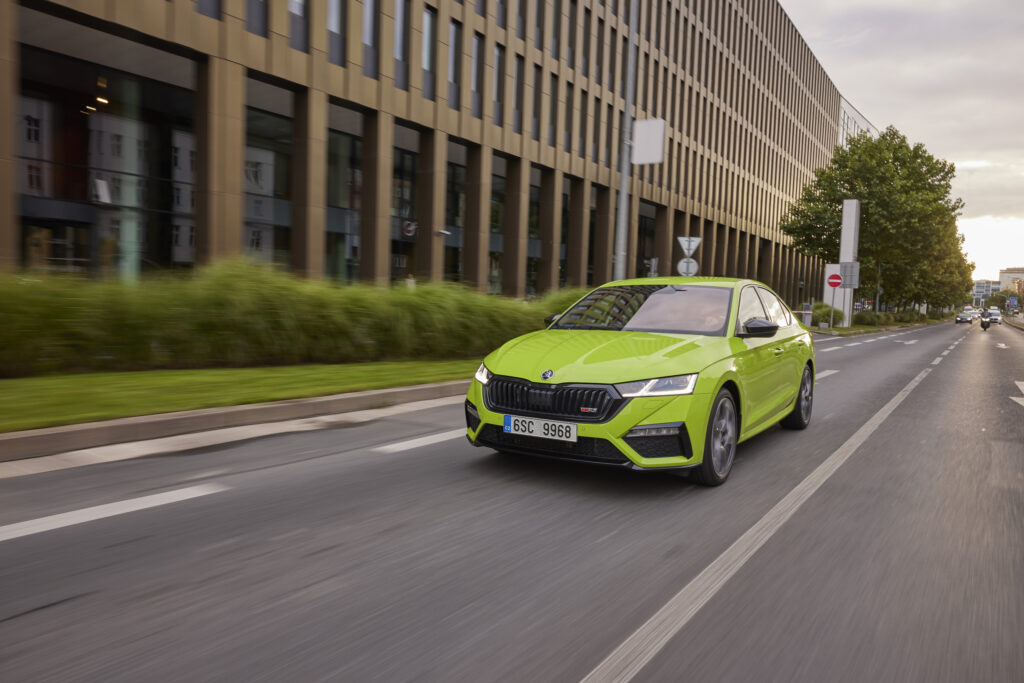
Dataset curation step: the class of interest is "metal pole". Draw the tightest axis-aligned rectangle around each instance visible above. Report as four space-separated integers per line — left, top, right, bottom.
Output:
830 285 836 329
612 0 640 282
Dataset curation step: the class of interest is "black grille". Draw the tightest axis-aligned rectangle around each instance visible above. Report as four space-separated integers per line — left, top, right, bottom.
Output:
624 425 693 460
484 377 622 422
475 425 630 466
465 401 481 432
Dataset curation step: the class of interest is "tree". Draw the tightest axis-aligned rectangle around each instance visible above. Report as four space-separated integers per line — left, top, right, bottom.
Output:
985 289 1016 309
779 126 973 308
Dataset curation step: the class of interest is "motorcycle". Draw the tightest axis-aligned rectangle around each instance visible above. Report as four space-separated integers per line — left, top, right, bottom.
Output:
981 317 990 331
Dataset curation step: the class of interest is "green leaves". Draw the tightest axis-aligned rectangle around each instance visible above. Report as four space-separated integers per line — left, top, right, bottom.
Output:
780 126 972 307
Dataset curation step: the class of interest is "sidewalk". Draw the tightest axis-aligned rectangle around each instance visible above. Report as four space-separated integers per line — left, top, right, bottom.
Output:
0 379 470 464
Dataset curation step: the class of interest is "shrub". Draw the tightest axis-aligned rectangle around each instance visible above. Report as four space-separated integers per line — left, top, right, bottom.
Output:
0 262 567 378
853 311 878 326
811 302 843 326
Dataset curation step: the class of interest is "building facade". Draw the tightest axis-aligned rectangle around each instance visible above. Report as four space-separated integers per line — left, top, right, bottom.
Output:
998 268 1024 294
1 0 845 304
973 279 999 307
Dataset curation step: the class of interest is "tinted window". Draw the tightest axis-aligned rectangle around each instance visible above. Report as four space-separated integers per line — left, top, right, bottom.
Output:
736 286 769 333
757 288 791 326
553 285 733 336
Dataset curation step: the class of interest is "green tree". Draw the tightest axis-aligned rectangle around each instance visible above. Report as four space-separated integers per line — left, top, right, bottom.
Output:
780 126 972 308
985 289 1016 309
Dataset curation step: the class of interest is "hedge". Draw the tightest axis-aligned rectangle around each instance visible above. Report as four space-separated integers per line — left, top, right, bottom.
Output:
0 262 590 378
811 302 843 326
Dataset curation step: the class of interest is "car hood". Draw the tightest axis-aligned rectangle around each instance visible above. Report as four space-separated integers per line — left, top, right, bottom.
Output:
484 329 731 385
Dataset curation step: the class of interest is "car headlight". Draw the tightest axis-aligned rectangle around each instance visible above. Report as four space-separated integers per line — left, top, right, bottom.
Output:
615 374 698 397
474 363 493 385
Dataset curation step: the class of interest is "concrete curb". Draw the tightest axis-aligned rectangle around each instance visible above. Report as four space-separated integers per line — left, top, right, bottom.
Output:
0 380 471 463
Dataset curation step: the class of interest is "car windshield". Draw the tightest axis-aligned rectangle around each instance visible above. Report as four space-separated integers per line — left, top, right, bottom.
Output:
553 285 733 336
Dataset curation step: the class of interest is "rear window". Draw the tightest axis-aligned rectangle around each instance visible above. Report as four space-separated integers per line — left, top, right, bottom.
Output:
553 285 733 336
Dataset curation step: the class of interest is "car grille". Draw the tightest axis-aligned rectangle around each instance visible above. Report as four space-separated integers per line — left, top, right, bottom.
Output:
624 425 693 460
475 425 630 466
484 377 622 423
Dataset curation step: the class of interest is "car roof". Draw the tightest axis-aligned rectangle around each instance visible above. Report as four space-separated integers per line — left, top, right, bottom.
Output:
598 276 765 289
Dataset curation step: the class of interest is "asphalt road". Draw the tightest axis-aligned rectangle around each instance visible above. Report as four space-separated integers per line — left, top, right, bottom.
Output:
3 321 1023 682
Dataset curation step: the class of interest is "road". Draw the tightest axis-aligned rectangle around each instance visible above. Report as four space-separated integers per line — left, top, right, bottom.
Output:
3 321 1023 682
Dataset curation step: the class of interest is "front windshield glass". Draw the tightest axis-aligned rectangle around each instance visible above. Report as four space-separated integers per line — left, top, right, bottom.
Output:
552 285 733 336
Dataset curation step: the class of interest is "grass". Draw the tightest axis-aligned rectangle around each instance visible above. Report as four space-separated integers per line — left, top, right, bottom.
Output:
0 360 480 433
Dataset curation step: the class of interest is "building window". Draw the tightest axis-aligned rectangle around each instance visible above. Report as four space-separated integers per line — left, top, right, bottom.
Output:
26 164 42 192
582 8 591 77
446 162 466 229
394 0 411 90
595 18 604 85
363 0 380 78
606 104 613 167
112 134 123 158
493 44 506 127
516 0 526 38
249 229 263 251
289 0 309 52
172 145 180 169
247 0 268 36
531 65 542 141
471 32 484 118
245 160 264 188
567 0 577 68
592 98 600 162
328 0 346 65
24 116 40 143
476 0 487 17
496 0 506 28
552 0 562 59
393 149 417 219
448 21 463 109
578 90 586 157
564 83 573 153
422 7 438 100
513 55 524 134
548 73 557 146
196 0 221 19
111 176 122 203
535 0 544 49
190 150 196 172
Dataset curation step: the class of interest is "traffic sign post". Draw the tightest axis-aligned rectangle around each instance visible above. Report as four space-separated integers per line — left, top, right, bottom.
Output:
676 236 701 276
827 273 842 329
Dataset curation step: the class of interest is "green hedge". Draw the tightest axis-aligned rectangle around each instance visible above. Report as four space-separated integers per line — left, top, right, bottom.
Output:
811 302 843 326
0 262 591 378
852 311 895 326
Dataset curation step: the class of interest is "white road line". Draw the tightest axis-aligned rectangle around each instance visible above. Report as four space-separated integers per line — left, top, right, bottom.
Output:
844 342 862 347
373 429 466 453
818 347 840 353
579 366 934 683
932 357 943 365
0 484 229 543
941 350 949 356
947 346 955 350
863 339 877 343
815 370 839 380
904 340 918 345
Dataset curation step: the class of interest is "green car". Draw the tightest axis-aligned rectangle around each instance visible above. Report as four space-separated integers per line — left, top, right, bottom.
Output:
464 277 815 486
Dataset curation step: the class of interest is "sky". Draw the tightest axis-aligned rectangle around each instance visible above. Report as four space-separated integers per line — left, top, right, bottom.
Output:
778 0 1024 282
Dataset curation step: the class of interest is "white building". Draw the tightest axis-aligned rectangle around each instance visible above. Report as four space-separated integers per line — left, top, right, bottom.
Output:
973 279 999 307
998 267 1024 292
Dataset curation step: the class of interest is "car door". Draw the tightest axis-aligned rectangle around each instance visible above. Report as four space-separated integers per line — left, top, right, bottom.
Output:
731 285 779 432
756 287 803 418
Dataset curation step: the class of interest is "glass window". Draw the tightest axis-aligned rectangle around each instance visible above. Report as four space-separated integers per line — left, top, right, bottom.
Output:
493 44 505 127
564 83 573 153
197 0 221 19
567 0 577 67
577 91 586 157
535 0 544 49
582 8 591 77
248 0 268 37
554 285 733 336
513 55 524 134
328 0 346 65
289 0 309 52
757 287 792 326
531 65 542 141
394 0 411 90
392 148 416 219
448 21 462 109
516 0 526 38
548 73 557 146
362 0 379 78
736 286 769 333
471 32 484 118
422 7 437 100
552 0 561 60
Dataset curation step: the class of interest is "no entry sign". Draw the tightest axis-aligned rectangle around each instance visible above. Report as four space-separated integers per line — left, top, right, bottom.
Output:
827 273 843 288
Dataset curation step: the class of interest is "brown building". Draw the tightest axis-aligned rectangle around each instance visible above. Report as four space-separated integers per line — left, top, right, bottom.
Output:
1 0 842 304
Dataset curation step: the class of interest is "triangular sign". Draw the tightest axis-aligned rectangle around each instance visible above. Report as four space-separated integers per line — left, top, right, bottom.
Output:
677 236 702 258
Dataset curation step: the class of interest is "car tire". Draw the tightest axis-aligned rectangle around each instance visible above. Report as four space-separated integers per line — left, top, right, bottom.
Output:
781 365 813 430
694 389 738 487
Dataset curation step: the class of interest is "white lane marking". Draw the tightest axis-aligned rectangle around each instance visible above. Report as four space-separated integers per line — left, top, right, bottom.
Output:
815 370 839 380
373 429 466 453
0 484 229 543
947 346 955 350
997 343 1008 349
580 367 934 683
903 340 918 345
1012 381 1024 408
932 357 943 365
818 347 840 353
844 342 862 347
940 351 949 356
863 339 877 343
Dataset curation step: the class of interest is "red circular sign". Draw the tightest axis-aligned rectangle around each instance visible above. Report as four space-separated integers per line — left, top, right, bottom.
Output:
827 274 843 288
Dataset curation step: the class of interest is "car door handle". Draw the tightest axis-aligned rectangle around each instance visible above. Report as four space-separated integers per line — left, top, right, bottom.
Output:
773 347 784 356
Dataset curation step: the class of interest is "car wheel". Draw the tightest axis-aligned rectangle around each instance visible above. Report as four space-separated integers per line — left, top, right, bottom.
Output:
694 389 738 486
781 365 813 430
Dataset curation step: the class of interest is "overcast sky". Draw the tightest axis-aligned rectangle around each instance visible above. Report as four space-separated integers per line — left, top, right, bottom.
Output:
778 0 1024 281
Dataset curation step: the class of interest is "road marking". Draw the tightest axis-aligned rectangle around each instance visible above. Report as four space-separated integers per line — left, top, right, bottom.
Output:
818 347 839 353
863 339 877 343
815 370 839 380
997 343 1008 349
903 340 918 345
373 429 466 453
940 350 949 356
947 346 955 350
1012 382 1024 408
844 342 862 347
0 484 229 543
579 367 934 683
932 357 943 365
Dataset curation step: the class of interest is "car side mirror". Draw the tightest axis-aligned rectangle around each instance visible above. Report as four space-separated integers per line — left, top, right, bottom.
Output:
544 313 561 325
738 317 779 338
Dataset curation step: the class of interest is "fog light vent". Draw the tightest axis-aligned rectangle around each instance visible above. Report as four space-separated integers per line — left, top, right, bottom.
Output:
624 423 692 459
465 400 481 432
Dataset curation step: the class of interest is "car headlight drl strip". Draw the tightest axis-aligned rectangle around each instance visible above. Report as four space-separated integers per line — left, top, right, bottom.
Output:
614 374 698 397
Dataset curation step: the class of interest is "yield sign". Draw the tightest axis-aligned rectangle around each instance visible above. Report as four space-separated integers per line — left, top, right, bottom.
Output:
677 236 702 257
1012 381 1024 408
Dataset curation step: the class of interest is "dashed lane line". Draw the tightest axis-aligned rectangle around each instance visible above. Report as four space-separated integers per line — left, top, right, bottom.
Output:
373 429 467 453
815 370 839 380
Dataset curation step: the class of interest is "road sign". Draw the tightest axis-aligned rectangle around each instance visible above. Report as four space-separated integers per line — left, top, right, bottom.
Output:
676 236 702 257
827 273 843 288
677 258 699 276
839 261 860 288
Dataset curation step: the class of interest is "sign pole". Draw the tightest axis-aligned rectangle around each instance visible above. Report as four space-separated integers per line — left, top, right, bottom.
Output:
612 0 640 281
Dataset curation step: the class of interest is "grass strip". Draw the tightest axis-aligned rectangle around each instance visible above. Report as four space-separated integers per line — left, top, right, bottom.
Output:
0 360 479 433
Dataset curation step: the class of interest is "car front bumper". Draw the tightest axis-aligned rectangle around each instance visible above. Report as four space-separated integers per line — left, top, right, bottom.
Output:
464 379 715 470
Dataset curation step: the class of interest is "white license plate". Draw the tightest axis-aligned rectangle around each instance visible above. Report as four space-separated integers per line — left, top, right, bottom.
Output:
503 415 578 442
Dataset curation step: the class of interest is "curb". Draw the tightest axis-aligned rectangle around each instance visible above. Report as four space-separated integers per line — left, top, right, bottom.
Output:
0 380 471 463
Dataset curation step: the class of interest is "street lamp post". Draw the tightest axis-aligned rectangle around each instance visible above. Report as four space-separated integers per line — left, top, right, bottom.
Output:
612 0 639 282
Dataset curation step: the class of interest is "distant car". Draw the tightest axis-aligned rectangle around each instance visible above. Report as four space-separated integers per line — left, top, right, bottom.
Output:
955 311 973 324
989 311 1002 324
465 277 815 487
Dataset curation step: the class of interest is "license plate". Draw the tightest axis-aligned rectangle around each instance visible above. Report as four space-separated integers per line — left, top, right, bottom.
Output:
503 415 578 442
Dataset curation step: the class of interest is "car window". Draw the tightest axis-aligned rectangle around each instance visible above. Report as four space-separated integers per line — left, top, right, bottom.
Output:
552 284 733 336
736 286 769 334
756 288 792 326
